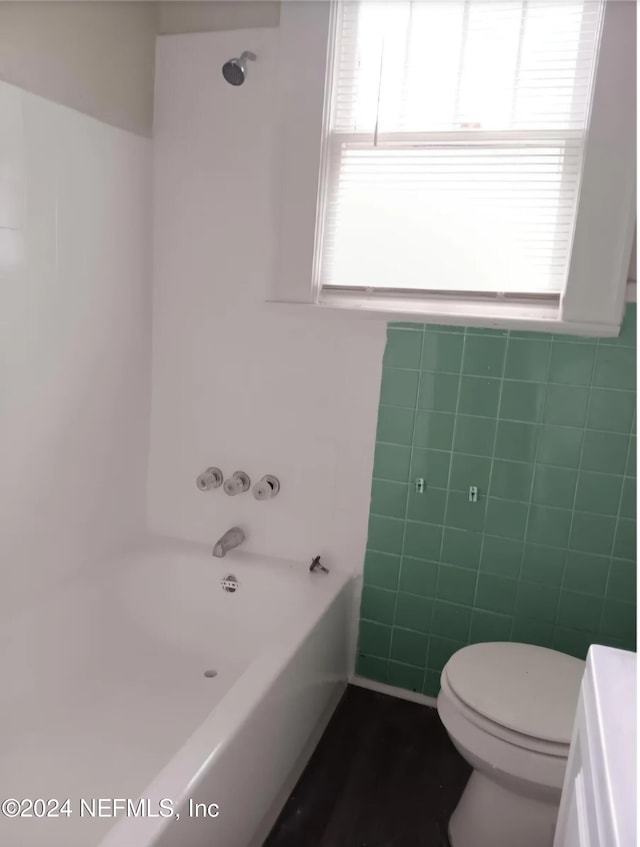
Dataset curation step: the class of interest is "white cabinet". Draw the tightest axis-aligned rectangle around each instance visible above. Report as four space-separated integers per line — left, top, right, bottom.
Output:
554 646 636 847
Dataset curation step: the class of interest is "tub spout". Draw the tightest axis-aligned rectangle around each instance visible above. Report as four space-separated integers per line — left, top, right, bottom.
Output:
212 527 245 558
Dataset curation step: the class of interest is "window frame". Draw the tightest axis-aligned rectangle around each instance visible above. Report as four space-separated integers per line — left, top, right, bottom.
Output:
272 0 635 337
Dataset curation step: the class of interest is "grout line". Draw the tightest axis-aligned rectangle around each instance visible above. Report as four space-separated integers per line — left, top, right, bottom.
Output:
509 333 554 642
471 329 510 639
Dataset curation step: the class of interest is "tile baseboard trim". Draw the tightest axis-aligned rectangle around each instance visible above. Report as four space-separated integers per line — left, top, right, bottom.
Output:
350 674 438 708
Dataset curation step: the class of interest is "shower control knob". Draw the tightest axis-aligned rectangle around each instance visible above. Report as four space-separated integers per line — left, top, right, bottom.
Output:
223 471 251 496
253 475 280 500
196 467 223 491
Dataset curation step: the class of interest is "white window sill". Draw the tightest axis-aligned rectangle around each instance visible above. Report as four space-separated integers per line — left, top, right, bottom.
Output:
265 288 634 337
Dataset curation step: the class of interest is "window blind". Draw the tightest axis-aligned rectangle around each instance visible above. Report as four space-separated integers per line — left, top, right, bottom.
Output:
319 0 605 296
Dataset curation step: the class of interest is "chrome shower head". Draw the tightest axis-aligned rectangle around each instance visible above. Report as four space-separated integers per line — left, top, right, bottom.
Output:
222 51 256 86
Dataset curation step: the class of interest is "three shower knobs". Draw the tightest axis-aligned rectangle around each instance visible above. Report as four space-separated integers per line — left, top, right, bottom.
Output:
196 467 279 501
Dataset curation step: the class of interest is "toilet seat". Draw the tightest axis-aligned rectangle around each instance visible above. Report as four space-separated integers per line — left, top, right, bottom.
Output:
442 642 585 746
440 671 570 758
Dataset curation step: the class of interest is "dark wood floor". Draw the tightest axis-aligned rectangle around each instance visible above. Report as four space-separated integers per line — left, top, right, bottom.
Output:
263 685 471 847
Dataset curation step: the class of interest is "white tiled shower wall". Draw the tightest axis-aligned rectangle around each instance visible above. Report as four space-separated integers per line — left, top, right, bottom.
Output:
0 82 152 698
148 30 386 572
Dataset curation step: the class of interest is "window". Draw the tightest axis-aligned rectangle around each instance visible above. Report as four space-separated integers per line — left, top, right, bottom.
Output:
274 1 635 335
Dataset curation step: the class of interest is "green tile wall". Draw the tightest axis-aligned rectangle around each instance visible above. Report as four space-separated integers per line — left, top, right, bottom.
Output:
357 308 637 697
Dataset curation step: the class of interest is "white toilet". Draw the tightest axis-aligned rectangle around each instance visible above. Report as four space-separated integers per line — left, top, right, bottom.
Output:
437 641 585 847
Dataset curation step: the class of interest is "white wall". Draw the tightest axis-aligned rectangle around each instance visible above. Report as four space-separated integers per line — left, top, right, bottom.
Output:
0 81 152 694
149 30 385 576
158 1 280 34
0 2 158 135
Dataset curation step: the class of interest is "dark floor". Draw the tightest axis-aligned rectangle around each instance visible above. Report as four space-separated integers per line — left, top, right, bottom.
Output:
263 685 471 847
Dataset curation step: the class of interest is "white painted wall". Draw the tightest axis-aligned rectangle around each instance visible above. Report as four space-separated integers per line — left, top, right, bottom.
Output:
158 1 280 34
149 30 385 576
0 82 152 697
0 2 158 135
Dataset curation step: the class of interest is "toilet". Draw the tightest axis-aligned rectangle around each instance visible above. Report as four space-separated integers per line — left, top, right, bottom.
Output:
437 641 585 847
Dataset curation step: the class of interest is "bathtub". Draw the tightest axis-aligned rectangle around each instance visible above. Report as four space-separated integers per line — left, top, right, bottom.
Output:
0 537 351 847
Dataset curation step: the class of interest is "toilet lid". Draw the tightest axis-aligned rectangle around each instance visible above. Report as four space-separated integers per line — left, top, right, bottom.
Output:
444 642 585 744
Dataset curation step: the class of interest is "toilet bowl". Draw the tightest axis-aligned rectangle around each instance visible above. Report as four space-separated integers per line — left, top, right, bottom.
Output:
436 642 585 847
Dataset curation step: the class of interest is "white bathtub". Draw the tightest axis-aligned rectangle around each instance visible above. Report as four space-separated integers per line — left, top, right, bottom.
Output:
0 538 351 847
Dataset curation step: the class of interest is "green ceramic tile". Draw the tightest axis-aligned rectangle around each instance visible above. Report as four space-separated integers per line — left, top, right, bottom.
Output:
446 492 487 532
437 564 477 604
384 328 423 369
466 327 509 337
387 661 425 692
586 389 635 434
406 486 447 525
626 437 636 477
359 620 392 657
441 528 483 570
458 377 501 418
355 654 388 682
390 627 428 667
421 332 464 373
548 342 595 386
556 591 603 632
526 505 572 548
569 512 616 556
512 617 555 649
389 322 424 330
423 670 442 697
380 367 420 408
484 498 528 541
504 338 550 382
462 335 507 377
476 573 518 615
376 405 415 445
574 471 623 516
367 514 405 555
532 466 578 509
410 448 451 488
494 421 539 462
371 479 408 519
404 521 443 561
613 518 636 560
450 454 492 493
607 558 637 602
373 442 411 482
537 425 584 468
593 345 636 391
552 628 594 661
453 415 497 457
619 477 636 519
563 551 610 595
360 586 396 625
469 609 512 642
490 460 534 502
500 380 545 423
479 536 523 578
364 550 401 590
543 384 590 427
413 411 455 450
431 600 471 641
581 431 629 475
423 324 465 334
428 635 466 671
394 593 433 634
600 598 636 642
521 544 566 586
398 557 439 597
515 582 559 624
417 372 460 412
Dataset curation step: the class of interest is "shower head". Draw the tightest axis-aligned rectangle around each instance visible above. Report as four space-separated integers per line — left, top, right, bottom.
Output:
222 51 256 86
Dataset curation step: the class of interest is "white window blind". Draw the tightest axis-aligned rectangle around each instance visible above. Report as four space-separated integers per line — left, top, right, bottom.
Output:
318 0 605 297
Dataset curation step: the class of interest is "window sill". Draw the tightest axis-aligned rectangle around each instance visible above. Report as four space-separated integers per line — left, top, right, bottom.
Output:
265 290 627 337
